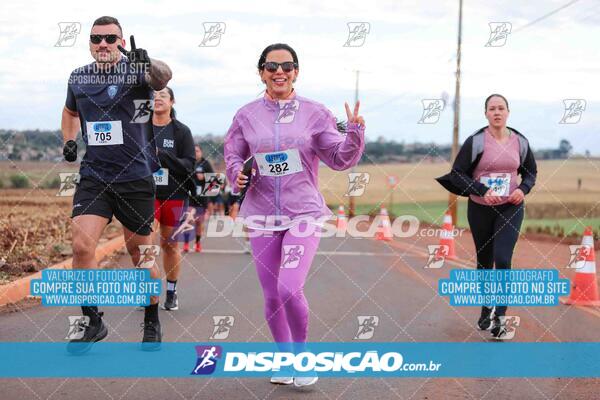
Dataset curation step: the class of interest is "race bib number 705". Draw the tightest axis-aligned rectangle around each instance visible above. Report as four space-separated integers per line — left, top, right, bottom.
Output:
86 121 124 146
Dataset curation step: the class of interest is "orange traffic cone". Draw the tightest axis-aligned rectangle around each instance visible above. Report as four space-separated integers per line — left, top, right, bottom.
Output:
375 206 392 241
439 213 457 260
561 226 600 306
336 205 347 232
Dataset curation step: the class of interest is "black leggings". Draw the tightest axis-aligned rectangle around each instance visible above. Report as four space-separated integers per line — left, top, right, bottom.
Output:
467 199 524 316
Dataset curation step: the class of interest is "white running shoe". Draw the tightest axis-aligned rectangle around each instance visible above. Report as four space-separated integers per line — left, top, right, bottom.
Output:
270 376 293 385
293 376 318 387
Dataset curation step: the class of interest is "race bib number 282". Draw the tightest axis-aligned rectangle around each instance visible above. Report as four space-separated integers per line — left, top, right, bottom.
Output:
86 121 124 146
256 149 303 177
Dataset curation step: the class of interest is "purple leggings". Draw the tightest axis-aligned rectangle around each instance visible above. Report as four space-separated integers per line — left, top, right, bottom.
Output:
249 225 321 344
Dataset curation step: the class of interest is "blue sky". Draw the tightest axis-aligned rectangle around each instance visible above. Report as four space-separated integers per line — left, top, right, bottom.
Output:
0 0 598 154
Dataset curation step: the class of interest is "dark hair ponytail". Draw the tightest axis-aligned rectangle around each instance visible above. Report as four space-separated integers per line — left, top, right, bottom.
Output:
164 86 176 119
485 93 509 111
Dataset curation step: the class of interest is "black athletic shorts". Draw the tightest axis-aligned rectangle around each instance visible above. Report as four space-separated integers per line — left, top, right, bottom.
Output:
72 175 156 236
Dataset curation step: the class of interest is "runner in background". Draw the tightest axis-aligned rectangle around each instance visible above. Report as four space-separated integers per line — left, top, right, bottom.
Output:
184 144 214 252
152 86 195 311
225 182 241 219
209 184 226 216
225 181 250 253
436 94 537 339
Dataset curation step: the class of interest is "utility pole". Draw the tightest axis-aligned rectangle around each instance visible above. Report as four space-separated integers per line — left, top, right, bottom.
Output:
348 70 359 218
448 0 463 224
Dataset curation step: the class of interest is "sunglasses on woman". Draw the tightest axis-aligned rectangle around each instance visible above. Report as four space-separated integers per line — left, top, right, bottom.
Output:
261 61 298 73
90 34 121 44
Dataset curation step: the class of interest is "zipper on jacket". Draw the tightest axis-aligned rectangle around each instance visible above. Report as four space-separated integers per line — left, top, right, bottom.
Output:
274 115 281 218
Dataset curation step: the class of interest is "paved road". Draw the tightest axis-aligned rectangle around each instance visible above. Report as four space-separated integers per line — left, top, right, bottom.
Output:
1 228 599 399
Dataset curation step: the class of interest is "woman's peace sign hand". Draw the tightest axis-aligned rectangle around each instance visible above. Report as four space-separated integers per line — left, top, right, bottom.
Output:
345 100 365 126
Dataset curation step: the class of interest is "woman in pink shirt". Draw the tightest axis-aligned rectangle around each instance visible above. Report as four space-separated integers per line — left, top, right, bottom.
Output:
436 94 537 339
224 43 366 386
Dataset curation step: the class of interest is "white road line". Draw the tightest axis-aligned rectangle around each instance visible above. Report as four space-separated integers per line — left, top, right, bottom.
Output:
197 249 396 256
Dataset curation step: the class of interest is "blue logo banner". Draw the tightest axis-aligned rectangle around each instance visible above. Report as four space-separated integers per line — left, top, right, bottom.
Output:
0 342 597 378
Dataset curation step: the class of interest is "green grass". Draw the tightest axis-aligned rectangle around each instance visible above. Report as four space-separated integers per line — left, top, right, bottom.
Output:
521 218 600 236
349 201 468 227
336 201 600 236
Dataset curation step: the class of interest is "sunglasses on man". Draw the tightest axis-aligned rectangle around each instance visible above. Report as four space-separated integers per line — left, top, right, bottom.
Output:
90 34 121 44
261 61 298 73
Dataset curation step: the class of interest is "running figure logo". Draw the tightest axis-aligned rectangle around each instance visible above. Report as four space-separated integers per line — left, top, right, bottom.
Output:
345 172 370 197
199 22 226 47
354 315 379 340
566 245 590 269
495 316 520 340
191 345 222 375
209 316 235 340
55 22 81 47
281 245 305 269
425 245 449 269
170 209 197 241
65 316 90 340
136 245 160 269
418 99 445 124
485 22 512 47
275 100 300 124
131 99 154 123
56 172 80 197
343 22 370 47
559 99 586 124
199 173 225 196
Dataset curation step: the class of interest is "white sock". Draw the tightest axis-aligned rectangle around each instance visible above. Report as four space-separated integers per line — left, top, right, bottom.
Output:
167 280 177 292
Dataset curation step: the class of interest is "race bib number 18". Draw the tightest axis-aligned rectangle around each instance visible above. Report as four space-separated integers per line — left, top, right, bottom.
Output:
153 168 169 186
256 149 303 177
86 121 124 146
480 173 511 196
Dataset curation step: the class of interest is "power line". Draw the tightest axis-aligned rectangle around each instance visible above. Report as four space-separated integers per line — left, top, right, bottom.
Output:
513 0 582 33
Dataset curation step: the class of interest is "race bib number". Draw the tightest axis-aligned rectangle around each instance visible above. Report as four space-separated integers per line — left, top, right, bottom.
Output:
480 173 511 196
86 121 124 146
256 149 303 177
153 168 169 186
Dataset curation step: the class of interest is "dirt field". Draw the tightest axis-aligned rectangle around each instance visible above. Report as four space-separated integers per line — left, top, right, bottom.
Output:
2 159 598 205
0 158 598 282
319 158 600 206
0 188 121 283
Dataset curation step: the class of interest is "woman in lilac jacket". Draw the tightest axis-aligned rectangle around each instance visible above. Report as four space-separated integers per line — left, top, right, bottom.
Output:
224 43 365 386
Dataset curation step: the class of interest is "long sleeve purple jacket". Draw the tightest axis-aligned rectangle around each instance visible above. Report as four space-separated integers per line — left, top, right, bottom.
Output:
224 94 365 230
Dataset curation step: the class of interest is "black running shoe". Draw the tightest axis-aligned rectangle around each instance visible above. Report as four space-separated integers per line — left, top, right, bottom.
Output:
477 306 494 330
162 291 179 311
491 326 508 339
67 312 108 355
141 320 162 351
490 316 504 338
